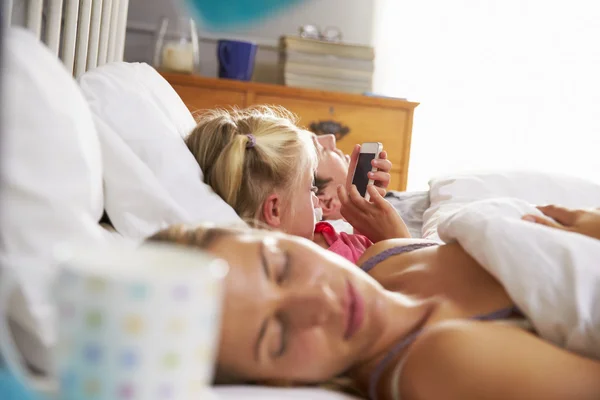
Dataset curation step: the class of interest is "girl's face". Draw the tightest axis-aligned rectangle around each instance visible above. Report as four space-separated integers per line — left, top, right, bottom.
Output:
313 135 350 220
212 231 393 383
315 134 350 187
277 168 319 240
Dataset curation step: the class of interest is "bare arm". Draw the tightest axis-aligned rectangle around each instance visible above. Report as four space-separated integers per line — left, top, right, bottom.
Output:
523 205 600 241
399 321 600 400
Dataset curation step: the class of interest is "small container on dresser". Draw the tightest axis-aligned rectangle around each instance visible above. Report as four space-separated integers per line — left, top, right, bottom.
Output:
162 73 418 191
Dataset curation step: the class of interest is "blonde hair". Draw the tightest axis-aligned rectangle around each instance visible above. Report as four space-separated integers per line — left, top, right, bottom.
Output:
147 223 236 249
186 105 318 223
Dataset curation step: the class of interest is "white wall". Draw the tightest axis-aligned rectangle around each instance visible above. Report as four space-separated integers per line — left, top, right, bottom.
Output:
125 0 375 83
374 0 600 189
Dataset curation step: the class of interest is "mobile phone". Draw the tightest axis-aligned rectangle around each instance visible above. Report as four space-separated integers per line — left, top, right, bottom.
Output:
350 142 383 201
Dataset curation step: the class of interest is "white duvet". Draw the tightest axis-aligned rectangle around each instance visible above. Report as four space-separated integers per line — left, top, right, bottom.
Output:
437 198 600 359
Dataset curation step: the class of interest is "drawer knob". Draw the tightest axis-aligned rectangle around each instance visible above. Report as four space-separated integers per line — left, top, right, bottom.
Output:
309 120 350 141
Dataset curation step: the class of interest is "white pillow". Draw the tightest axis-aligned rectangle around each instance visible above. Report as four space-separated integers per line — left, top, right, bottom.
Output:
78 62 242 240
212 386 360 399
423 170 600 241
0 28 106 372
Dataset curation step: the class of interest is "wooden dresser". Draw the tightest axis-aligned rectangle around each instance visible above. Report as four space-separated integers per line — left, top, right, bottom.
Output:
162 73 418 191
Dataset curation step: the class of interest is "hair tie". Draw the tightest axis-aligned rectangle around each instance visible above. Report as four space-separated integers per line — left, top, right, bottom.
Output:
245 134 256 149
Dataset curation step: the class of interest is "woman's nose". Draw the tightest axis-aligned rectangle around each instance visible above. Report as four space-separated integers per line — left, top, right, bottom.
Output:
282 283 340 330
317 134 336 151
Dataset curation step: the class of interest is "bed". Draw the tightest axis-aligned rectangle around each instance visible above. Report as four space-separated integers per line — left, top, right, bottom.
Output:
4 2 600 399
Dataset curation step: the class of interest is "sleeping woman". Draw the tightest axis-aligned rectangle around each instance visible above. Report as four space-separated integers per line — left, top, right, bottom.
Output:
148 206 600 400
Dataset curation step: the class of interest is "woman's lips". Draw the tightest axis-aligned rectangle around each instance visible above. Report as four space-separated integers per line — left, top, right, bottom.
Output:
344 280 365 340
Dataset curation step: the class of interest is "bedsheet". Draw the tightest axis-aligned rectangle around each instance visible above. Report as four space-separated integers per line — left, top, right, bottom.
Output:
438 198 600 359
325 190 429 238
385 190 429 238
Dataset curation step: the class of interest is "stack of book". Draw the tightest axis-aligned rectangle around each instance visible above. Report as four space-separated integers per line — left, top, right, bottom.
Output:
279 36 375 94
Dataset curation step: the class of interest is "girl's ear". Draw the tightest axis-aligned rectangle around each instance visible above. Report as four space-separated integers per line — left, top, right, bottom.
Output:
262 193 282 228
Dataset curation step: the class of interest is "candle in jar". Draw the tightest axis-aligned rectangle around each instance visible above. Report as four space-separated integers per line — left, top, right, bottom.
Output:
161 41 194 73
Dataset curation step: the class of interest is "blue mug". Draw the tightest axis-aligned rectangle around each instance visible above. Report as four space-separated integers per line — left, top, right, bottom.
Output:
217 40 257 81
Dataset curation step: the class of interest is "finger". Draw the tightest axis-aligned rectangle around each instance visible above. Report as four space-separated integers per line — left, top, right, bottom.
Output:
378 150 388 160
536 205 577 226
348 185 371 213
370 171 391 188
367 185 389 209
345 145 361 189
337 184 350 206
338 186 360 223
338 185 364 223
372 158 392 174
338 184 366 217
522 214 566 230
374 186 387 198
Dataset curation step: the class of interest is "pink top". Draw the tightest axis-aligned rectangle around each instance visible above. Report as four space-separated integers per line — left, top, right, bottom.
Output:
315 222 373 264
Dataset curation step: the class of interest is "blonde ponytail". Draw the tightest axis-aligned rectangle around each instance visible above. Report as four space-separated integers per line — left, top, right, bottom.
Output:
212 134 247 206
186 106 317 223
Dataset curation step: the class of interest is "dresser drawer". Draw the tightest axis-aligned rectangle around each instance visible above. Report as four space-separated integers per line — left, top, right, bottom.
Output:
254 95 411 190
172 84 246 114
164 73 416 191
254 95 409 162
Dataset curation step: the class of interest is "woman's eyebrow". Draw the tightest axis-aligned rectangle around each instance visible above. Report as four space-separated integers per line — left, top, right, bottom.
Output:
255 319 268 362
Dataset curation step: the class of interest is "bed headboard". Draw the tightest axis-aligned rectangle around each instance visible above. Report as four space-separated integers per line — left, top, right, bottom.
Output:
4 0 130 77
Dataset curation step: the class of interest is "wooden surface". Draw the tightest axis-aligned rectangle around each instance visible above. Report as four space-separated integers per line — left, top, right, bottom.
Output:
163 73 418 191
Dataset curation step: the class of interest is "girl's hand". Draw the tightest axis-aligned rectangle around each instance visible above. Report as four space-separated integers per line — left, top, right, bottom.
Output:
522 205 600 241
338 184 410 243
345 145 393 198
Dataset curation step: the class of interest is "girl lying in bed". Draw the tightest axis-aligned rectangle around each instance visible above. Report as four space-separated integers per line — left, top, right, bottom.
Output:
185 106 409 263
147 206 600 400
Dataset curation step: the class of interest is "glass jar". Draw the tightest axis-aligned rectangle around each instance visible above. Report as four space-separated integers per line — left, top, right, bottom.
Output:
153 17 200 74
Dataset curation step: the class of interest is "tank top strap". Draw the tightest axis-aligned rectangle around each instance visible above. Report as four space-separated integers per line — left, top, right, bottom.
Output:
368 328 423 400
360 243 438 273
367 306 522 400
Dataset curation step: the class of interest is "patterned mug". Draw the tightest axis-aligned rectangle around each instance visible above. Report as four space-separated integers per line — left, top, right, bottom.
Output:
0 242 228 400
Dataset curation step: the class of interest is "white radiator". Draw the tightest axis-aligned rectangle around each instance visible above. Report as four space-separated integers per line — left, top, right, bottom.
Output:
5 0 130 77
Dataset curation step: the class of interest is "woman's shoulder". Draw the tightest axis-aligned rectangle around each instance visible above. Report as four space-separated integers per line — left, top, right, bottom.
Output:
398 320 529 399
396 320 600 400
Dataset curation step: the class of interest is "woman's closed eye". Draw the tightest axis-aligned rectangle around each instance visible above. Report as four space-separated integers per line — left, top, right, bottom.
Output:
314 175 333 196
274 252 291 357
260 241 292 359
274 316 288 358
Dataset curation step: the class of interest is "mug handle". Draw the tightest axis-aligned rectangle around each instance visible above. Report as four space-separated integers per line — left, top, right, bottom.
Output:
217 42 232 75
0 272 40 393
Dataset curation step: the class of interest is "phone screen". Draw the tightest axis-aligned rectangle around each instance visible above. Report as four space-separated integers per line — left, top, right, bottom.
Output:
352 153 376 197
